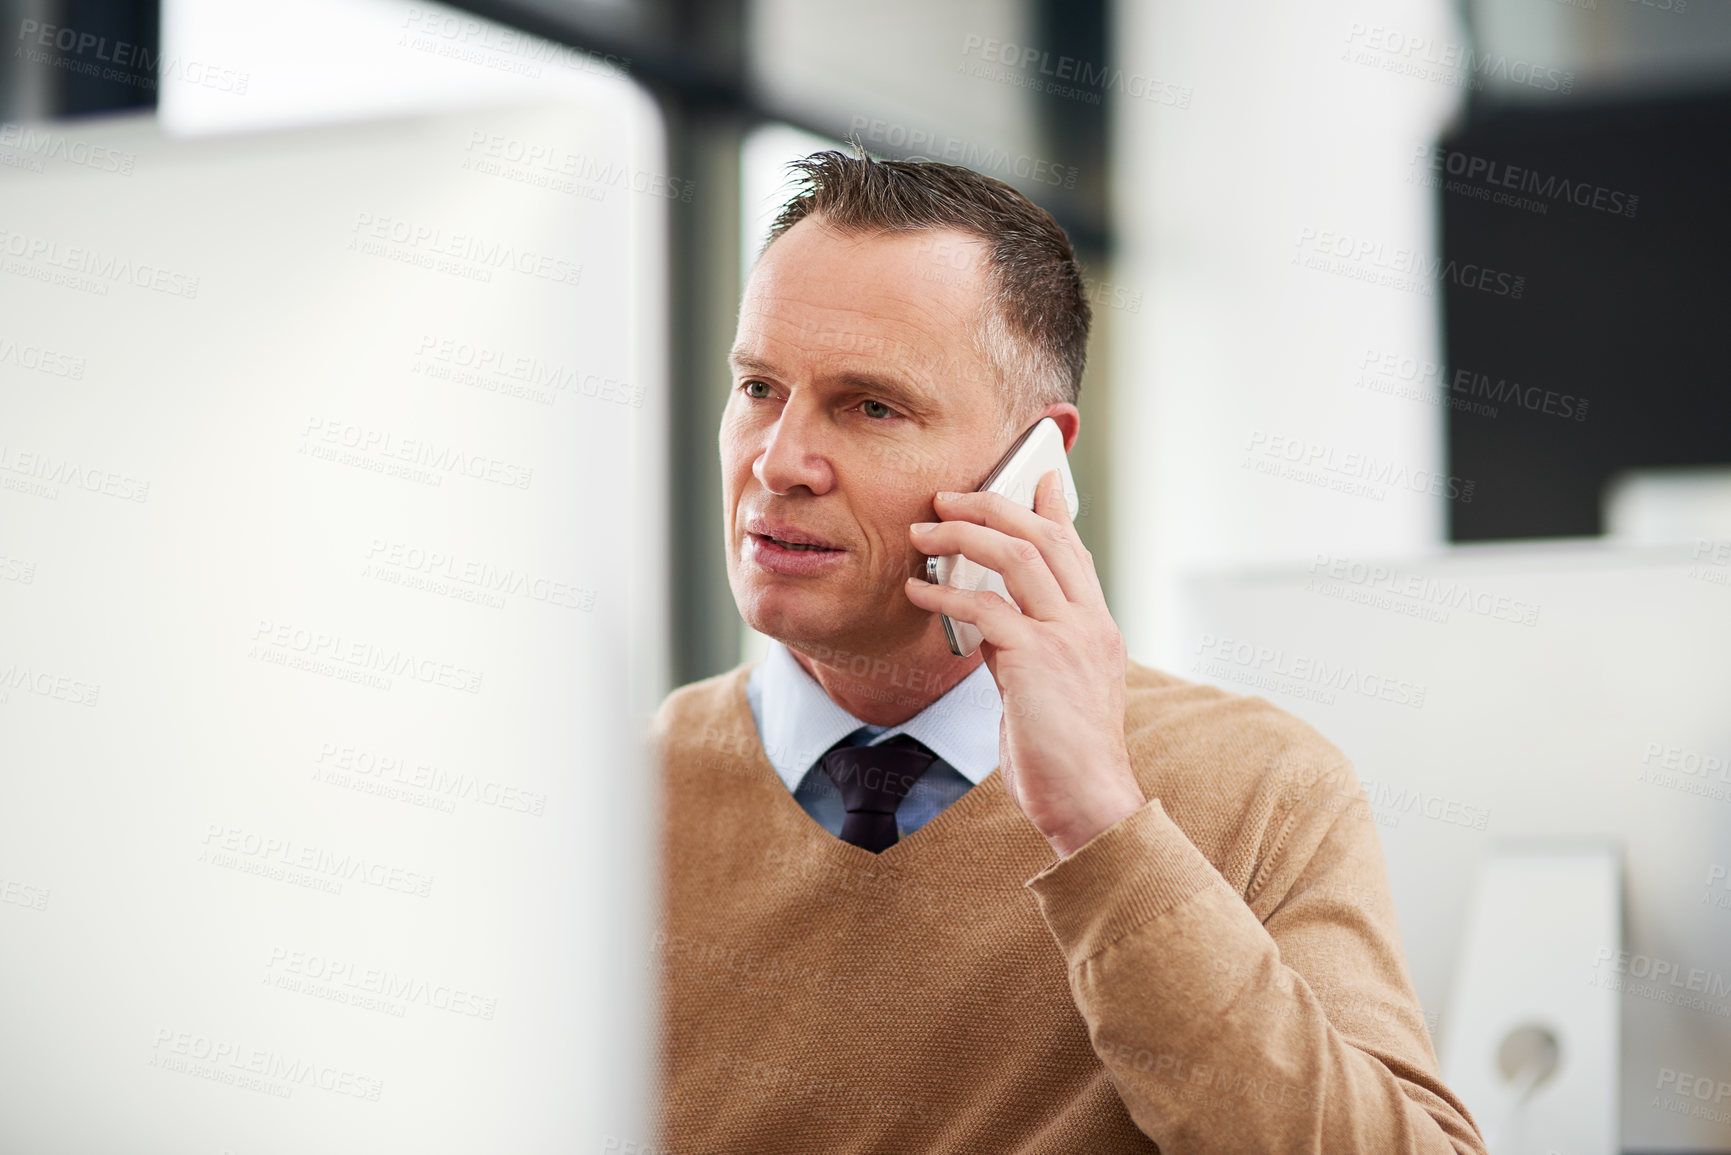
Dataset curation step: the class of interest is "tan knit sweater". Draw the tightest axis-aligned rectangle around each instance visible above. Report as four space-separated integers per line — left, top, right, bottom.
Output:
651 659 1487 1154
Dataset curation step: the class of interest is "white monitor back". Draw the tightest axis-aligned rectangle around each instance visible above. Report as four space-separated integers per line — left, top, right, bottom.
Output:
1178 541 1731 1153
0 97 666 1155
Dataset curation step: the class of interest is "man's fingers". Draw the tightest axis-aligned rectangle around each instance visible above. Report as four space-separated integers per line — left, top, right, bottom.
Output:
903 577 1038 650
909 520 1067 620
1035 470 1075 528
933 478 1100 606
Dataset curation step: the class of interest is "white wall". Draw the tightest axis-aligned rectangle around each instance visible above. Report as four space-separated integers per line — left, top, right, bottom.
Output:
1109 0 1465 669
750 0 1038 169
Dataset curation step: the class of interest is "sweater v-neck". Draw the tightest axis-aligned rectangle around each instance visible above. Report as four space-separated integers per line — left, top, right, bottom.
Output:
720 663 1044 874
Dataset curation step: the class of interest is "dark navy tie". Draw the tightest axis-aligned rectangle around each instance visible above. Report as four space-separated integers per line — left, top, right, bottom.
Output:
820 734 938 853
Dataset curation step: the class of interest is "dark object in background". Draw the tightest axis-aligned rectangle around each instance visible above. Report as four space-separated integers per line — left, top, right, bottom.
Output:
7 0 161 118
1442 89 1731 541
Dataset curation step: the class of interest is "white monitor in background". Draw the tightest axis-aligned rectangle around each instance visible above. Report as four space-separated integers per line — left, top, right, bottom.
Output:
1179 540 1731 1153
0 96 666 1155
1605 466 1731 546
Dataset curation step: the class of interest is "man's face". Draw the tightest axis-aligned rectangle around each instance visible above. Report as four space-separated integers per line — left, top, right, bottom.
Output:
721 217 1014 659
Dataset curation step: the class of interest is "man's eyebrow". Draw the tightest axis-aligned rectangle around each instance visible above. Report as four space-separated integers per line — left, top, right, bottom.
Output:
727 350 938 413
833 370 936 414
728 350 776 374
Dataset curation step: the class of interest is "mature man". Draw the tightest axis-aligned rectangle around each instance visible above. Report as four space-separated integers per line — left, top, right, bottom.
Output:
651 149 1486 1154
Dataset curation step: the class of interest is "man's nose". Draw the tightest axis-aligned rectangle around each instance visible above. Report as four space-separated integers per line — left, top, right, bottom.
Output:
754 406 836 496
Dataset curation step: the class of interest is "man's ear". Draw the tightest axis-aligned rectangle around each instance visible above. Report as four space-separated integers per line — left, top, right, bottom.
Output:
1035 403 1081 453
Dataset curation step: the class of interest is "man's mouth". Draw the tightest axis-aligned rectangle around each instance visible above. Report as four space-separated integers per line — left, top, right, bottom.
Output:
753 533 841 552
745 519 844 552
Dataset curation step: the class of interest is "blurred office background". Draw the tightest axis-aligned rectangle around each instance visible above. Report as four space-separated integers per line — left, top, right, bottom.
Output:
3 0 1731 1152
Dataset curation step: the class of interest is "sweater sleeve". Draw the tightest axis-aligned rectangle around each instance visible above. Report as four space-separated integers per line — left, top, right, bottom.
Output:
1023 771 1488 1155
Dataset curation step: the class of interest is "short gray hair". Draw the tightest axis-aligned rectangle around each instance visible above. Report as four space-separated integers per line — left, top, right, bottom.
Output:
763 146 1090 431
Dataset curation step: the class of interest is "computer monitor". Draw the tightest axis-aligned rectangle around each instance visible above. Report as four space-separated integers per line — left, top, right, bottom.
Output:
1179 540 1731 1152
0 96 666 1154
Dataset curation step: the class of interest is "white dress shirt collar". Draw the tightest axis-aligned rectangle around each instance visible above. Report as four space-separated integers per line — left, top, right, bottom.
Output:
748 639 1003 793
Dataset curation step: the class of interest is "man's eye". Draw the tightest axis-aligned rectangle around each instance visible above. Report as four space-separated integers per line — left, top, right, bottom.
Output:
861 399 896 419
742 380 773 399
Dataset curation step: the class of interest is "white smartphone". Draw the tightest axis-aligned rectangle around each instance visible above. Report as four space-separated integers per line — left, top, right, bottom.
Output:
923 417 1080 658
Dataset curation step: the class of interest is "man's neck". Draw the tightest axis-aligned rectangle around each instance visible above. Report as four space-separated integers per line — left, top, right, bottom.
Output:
786 635 985 727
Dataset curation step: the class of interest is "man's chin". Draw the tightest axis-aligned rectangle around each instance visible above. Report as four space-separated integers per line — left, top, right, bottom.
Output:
739 584 913 655
742 596 856 651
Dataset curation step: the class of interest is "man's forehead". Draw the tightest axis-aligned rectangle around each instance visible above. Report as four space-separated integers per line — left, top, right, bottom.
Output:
764 216 989 270
745 220 989 318
733 219 1008 403
731 313 934 366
